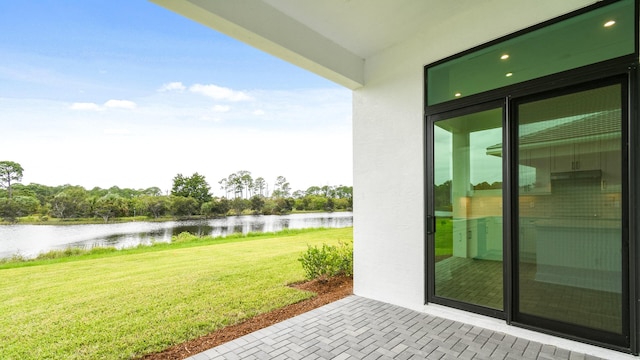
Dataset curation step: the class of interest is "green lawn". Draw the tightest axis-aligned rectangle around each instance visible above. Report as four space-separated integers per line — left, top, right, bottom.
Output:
435 218 453 257
0 228 352 360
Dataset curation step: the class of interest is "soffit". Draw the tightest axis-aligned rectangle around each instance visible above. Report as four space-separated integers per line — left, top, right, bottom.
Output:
150 0 597 89
260 0 472 59
261 0 597 59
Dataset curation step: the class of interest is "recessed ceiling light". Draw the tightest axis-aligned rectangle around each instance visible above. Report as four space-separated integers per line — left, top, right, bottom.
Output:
454 92 461 97
604 20 616 27
500 54 509 60
506 72 513 77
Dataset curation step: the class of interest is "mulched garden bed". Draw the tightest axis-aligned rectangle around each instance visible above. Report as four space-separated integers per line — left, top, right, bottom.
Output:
139 275 353 360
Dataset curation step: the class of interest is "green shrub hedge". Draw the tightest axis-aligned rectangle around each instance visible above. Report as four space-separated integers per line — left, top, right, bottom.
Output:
298 241 353 281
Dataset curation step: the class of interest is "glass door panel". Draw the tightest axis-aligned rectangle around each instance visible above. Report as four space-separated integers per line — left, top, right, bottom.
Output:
433 107 503 310
516 84 624 336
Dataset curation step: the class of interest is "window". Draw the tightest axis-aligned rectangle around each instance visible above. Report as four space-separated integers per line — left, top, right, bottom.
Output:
426 0 634 105
426 0 637 352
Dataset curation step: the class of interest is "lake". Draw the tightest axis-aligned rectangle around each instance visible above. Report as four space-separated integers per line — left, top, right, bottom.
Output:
0 212 353 259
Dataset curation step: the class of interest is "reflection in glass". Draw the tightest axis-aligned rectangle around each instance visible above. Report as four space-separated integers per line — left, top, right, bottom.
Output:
517 84 623 334
434 107 503 310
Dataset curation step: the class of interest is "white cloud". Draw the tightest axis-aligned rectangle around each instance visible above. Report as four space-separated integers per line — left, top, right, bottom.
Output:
70 100 136 111
7 86 352 190
158 82 186 92
212 105 230 113
70 102 101 111
189 83 252 102
104 99 137 109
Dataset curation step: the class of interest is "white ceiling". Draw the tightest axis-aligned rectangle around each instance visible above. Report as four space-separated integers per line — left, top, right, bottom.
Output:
260 0 476 59
150 0 596 89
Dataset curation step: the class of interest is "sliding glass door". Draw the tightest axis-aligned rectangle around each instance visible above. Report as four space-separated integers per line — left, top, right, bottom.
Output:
428 79 629 347
514 82 627 346
430 104 504 314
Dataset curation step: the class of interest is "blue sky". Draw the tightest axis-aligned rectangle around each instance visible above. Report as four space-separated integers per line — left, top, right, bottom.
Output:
0 1 352 194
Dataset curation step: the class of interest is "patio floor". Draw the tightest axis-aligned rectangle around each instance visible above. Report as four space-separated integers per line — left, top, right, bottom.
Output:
185 296 629 360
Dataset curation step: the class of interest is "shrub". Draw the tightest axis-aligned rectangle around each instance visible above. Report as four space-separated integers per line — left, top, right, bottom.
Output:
0 253 27 264
87 247 117 256
36 248 84 260
171 231 197 243
298 241 353 281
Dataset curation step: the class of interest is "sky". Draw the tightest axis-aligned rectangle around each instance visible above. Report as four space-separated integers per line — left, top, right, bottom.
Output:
0 1 352 195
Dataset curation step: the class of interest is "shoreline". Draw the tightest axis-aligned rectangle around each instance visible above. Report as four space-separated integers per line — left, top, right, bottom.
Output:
0 209 350 226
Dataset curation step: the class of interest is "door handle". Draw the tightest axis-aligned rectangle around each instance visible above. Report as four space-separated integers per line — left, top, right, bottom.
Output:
427 215 437 234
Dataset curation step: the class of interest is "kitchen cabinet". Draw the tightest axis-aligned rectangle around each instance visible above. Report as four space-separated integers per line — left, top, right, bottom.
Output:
535 219 621 292
552 142 600 172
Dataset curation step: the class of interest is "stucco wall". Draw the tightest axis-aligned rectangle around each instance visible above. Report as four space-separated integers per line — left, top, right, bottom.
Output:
352 45 425 310
351 0 594 310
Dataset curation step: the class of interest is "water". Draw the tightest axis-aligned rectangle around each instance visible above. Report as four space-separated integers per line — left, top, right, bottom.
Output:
435 211 453 217
0 212 353 259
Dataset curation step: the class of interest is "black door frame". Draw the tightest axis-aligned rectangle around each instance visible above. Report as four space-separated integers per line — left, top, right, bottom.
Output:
425 99 508 320
426 71 635 352
508 76 631 350
423 0 639 350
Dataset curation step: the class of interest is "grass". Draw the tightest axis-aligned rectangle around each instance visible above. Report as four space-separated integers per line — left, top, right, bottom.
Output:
435 218 453 257
0 227 352 359
0 228 329 269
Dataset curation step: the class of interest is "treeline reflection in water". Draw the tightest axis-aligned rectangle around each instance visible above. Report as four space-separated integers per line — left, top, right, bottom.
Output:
0 212 353 259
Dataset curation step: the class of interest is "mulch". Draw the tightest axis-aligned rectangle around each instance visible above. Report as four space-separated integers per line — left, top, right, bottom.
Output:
138 275 353 360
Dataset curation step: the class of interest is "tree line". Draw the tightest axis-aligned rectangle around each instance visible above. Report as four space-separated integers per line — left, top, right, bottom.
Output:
434 179 502 212
0 162 352 223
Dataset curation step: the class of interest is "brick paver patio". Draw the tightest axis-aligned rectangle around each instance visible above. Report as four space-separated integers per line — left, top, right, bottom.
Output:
185 296 626 360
